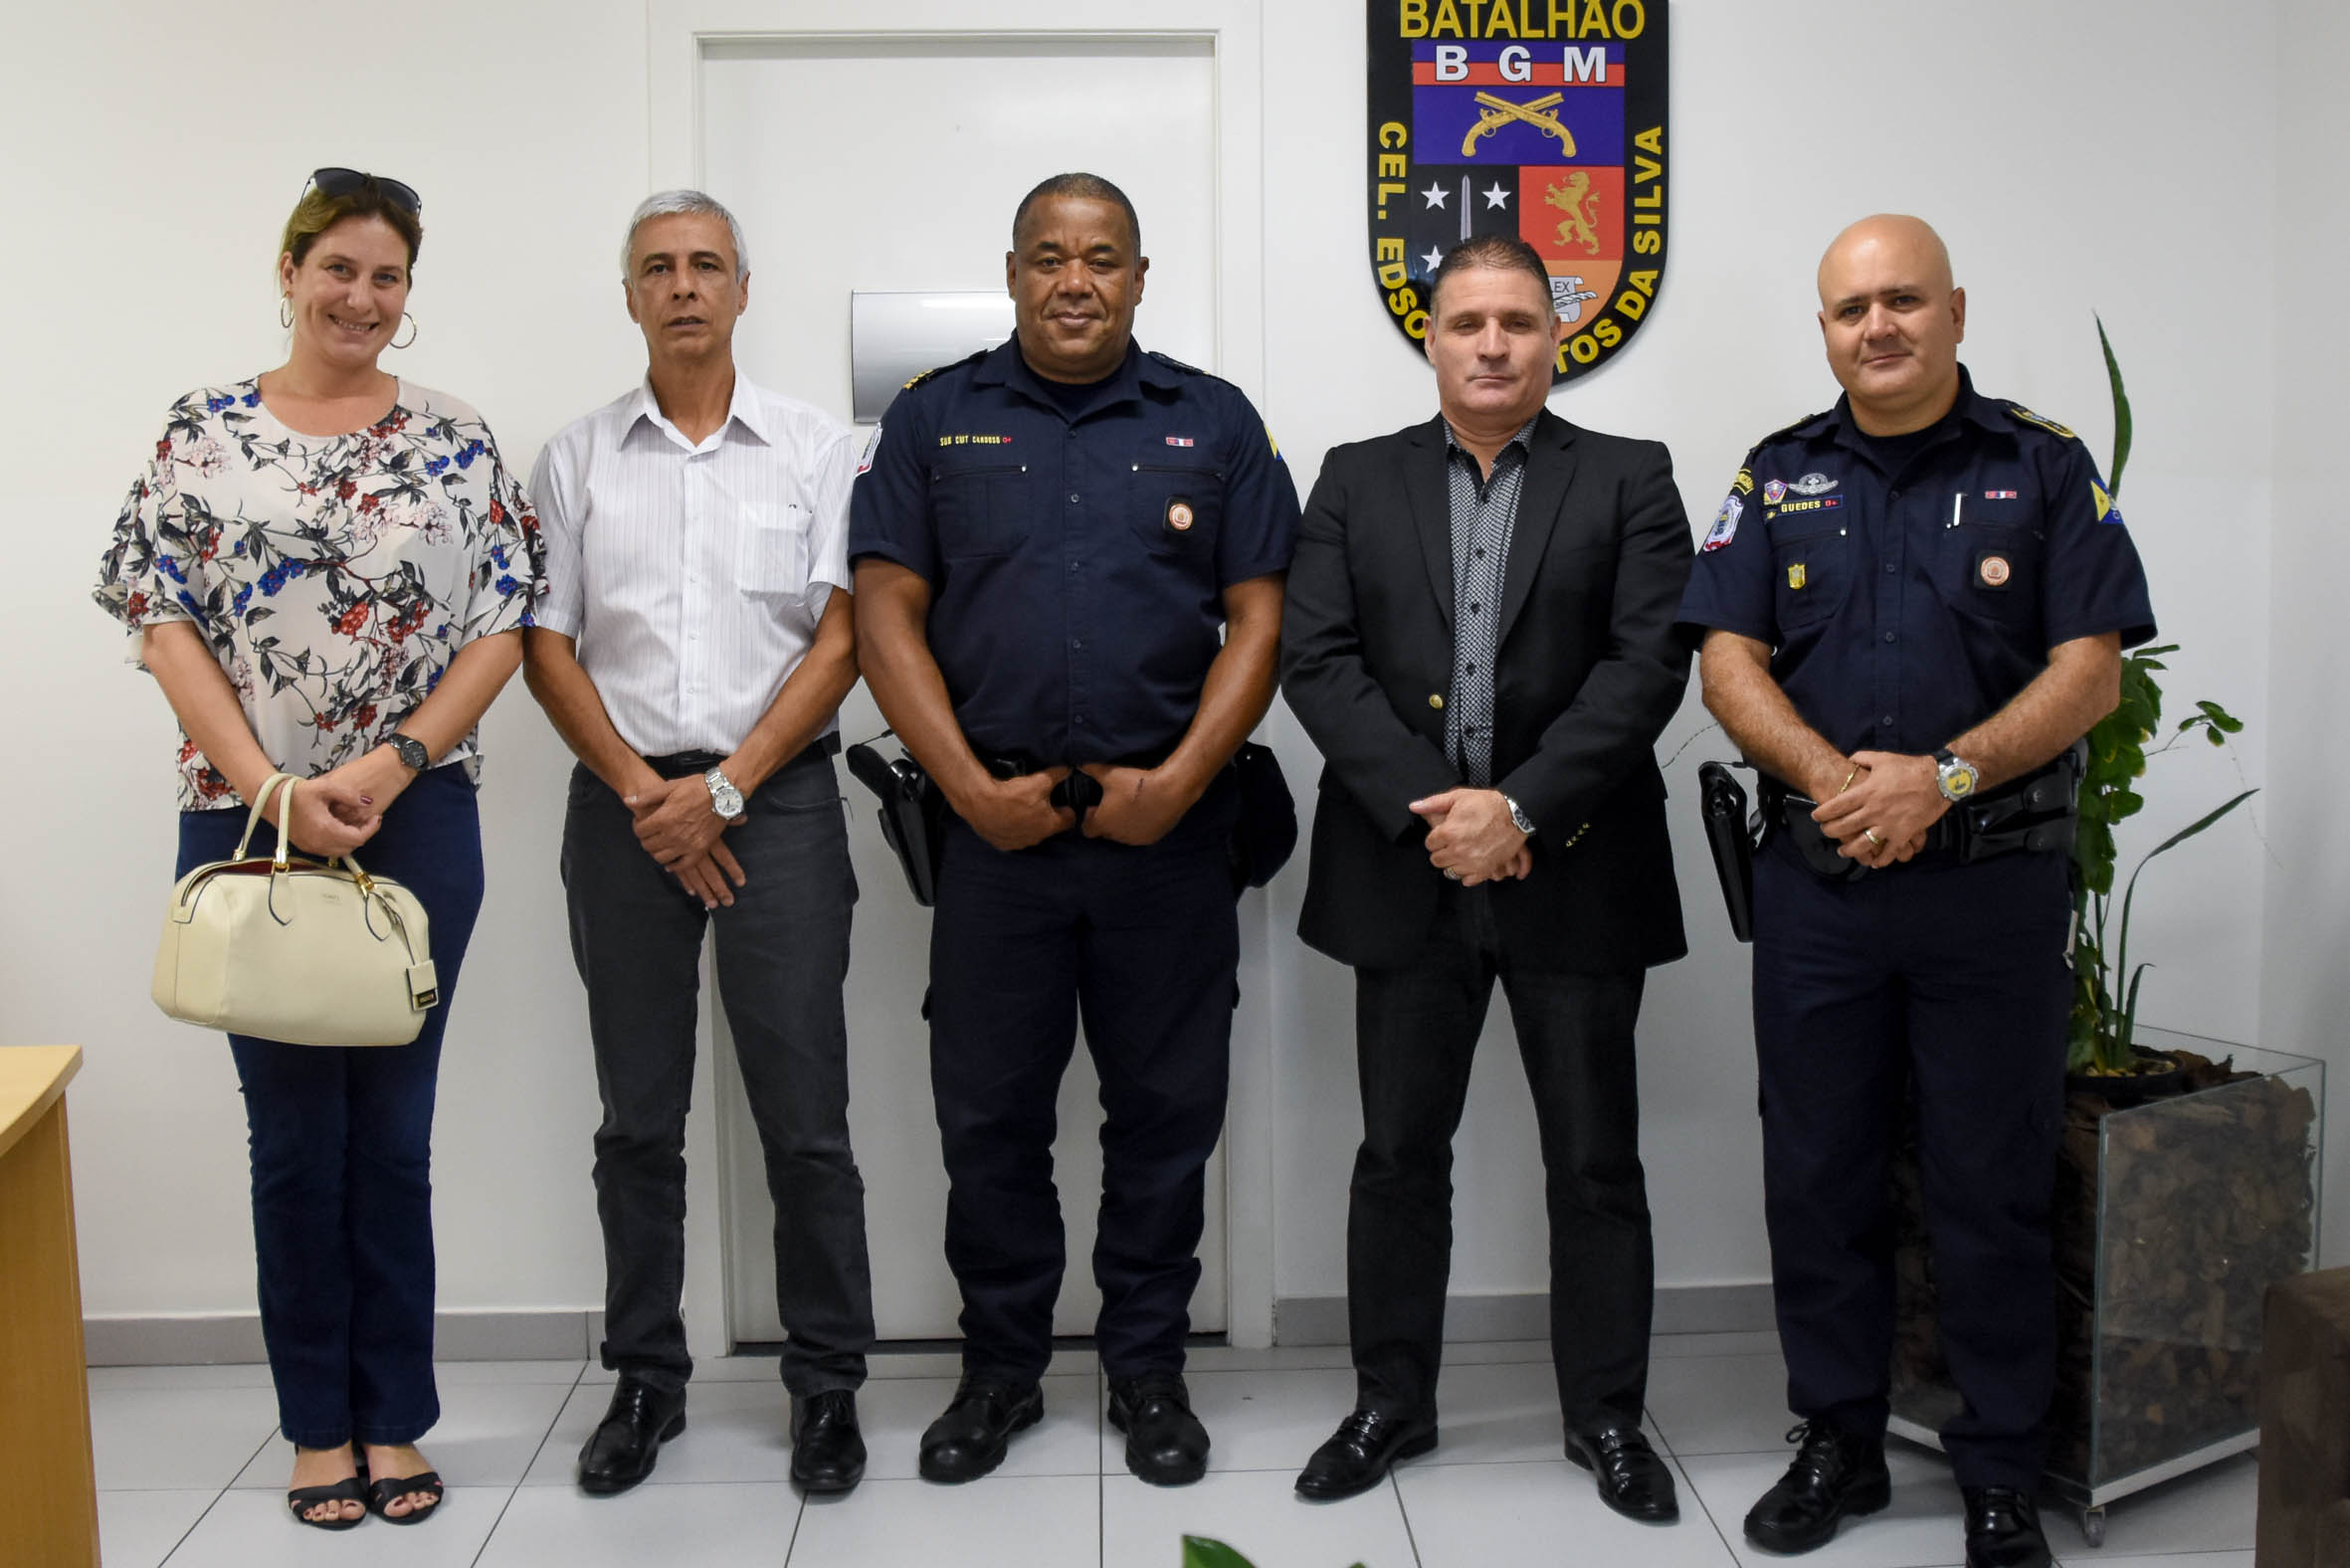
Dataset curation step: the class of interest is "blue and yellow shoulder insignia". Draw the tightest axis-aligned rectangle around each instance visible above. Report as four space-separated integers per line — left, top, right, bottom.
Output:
2003 402 2077 441
901 348 989 392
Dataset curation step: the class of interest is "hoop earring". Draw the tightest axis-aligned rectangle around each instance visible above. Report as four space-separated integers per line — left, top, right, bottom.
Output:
390 311 418 350
279 296 293 329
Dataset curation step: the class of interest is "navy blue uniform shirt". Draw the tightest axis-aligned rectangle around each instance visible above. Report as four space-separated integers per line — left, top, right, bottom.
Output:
850 337 1299 762
1674 366 2157 756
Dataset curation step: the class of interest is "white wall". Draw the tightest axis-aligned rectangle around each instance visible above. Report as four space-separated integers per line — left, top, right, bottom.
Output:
1262 0 2283 1304
2262 0 2350 1268
0 0 654 1316
0 0 2314 1333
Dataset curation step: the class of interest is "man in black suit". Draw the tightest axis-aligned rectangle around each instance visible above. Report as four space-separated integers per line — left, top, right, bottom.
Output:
1279 235 1692 1521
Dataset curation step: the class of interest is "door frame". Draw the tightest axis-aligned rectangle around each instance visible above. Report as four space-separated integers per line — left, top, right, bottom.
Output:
644 0 1276 1357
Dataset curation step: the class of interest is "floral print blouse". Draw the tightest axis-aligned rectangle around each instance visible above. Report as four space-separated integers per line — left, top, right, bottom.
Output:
94 379 545 810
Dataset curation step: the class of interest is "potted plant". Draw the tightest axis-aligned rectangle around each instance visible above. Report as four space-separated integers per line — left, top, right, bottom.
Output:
2063 317 2253 1096
1888 323 2322 1546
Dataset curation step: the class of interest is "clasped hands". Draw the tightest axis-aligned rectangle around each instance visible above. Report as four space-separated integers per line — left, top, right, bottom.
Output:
626 770 746 910
1409 788 1531 887
957 763 1196 854
1809 750 1948 870
272 744 415 859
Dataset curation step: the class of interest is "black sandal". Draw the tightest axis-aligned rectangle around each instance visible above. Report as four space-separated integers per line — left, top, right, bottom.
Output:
287 1475 366 1530
365 1470 444 1525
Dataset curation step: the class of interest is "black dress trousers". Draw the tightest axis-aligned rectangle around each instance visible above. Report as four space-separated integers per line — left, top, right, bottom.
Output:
1347 879 1655 1433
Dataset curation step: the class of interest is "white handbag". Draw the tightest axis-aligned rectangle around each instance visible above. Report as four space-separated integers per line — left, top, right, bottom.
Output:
152 773 439 1047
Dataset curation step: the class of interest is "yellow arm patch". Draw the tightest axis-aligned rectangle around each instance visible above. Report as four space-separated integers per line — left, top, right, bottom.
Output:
2009 404 2077 440
1730 467 1753 495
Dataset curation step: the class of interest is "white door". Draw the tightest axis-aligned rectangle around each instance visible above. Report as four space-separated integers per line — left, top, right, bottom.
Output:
698 35 1229 1343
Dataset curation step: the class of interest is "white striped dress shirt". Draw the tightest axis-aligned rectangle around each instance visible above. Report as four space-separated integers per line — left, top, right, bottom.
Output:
530 376 855 756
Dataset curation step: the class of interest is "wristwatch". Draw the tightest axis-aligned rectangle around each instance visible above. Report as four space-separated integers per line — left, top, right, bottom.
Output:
1932 748 1981 803
1502 794 1537 836
703 765 745 821
388 732 430 773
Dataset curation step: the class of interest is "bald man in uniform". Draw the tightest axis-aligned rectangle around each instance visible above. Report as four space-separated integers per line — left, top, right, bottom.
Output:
1675 217 2155 1568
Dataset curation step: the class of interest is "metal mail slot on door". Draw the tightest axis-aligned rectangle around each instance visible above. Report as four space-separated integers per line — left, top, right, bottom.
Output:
851 293 1016 424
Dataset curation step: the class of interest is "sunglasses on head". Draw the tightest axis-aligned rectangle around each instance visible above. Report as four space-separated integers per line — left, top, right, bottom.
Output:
306 167 423 216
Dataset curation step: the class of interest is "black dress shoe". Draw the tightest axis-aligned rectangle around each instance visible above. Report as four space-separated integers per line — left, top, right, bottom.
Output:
917 1376 1044 1483
578 1377 687 1495
1962 1485 2052 1568
1565 1422 1679 1523
1742 1420 1890 1553
790 1389 866 1494
1293 1408 1438 1500
1107 1372 1210 1486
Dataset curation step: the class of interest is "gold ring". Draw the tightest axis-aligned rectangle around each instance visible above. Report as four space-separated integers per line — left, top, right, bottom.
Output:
1863 829 1882 846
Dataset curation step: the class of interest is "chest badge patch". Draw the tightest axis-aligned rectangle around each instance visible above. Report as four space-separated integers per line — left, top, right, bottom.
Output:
1787 562 1807 590
1366 2 1670 386
1978 553 2013 588
1166 497 1197 532
1763 479 1789 504
1788 473 1838 495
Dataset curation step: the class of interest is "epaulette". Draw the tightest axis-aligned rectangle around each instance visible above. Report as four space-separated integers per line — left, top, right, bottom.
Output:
1998 400 2078 441
900 348 990 392
1145 349 1209 377
1755 408 1834 449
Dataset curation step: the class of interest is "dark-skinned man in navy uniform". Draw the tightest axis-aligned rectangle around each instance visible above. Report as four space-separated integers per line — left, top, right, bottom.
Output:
850 172 1298 1488
1677 215 2155 1568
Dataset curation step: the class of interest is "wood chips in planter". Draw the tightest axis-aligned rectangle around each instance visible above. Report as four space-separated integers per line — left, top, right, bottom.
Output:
1891 1049 2318 1487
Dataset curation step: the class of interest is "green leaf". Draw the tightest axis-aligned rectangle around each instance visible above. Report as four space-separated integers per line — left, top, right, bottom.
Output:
2097 313 2134 499
2111 789 2258 1002
1183 1539 1259 1568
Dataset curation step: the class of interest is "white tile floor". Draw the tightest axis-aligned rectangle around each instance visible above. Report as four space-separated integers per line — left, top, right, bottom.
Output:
91 1336 2258 1567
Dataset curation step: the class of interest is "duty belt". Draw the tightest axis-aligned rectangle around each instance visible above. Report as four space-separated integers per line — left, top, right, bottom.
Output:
979 743 1181 817
1761 741 2084 881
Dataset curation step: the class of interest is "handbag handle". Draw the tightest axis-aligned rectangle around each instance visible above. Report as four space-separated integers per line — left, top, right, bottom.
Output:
233 773 300 869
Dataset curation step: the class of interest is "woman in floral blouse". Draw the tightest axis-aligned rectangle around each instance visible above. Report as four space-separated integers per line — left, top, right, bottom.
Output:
94 170 541 1530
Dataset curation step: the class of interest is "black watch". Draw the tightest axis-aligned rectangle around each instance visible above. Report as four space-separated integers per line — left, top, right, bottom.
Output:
389 732 430 773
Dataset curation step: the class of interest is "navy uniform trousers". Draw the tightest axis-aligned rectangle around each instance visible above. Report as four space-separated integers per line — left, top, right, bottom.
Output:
928 775 1241 1383
1752 835 2072 1491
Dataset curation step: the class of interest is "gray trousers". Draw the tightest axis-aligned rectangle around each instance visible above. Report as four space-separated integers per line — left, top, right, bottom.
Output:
559 749 874 1396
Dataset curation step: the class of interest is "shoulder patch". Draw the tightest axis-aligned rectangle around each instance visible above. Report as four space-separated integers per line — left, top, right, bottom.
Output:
1146 350 1208 377
900 348 990 392
1729 467 1753 496
2004 402 2077 441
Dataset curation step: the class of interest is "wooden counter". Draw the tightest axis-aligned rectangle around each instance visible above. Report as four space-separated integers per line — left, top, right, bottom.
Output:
0 1045 98 1567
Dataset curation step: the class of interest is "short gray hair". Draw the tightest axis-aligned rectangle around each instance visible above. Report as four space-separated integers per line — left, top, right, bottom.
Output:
621 189 750 282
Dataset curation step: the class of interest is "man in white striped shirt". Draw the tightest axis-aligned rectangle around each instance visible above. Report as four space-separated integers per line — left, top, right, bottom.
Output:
523 190 874 1499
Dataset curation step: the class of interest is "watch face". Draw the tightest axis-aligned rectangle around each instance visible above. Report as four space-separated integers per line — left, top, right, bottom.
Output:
1944 762 1978 798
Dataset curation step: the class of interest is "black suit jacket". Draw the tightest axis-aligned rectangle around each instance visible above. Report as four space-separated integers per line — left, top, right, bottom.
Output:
1279 410 1692 973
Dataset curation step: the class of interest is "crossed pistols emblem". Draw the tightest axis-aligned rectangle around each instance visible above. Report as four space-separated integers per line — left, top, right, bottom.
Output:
1461 92 1578 157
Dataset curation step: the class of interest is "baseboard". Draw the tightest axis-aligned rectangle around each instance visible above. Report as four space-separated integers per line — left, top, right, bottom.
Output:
1272 1282 1775 1346
84 1309 600 1367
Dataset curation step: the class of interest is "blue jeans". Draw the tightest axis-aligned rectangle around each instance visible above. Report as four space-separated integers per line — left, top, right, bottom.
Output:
175 764 485 1449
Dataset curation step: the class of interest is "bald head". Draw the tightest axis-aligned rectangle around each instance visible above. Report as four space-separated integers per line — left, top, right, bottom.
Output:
1817 215 1952 304
1815 214 1966 434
